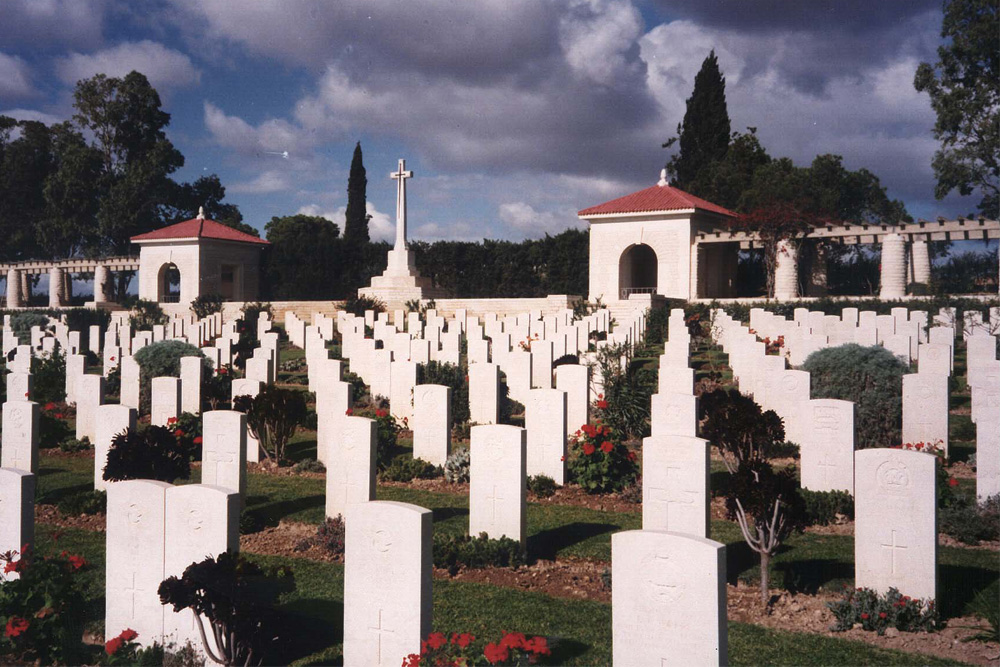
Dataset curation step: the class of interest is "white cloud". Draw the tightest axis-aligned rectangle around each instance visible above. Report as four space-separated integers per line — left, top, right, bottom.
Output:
498 201 582 238
297 201 395 242
0 53 34 99
0 108 64 126
229 170 293 194
203 101 314 158
0 0 106 50
55 40 201 91
558 0 645 86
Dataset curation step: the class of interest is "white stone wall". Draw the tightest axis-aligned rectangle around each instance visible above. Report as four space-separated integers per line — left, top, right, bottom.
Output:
137 241 200 305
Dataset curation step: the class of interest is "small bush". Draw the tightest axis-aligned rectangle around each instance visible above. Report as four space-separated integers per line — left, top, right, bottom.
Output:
9 312 51 343
528 474 557 498
233 385 308 464
620 477 642 504
104 426 192 483
57 489 107 516
803 344 905 449
940 494 1000 545
292 458 326 474
133 341 210 412
382 454 441 482
432 533 525 575
165 412 203 462
594 343 654 440
800 489 855 526
312 515 346 555
347 405 401 469
342 294 386 317
444 447 471 483
568 421 638 494
39 402 73 447
699 388 786 473
190 294 223 319
827 586 938 635
417 361 470 424
58 436 91 453
239 509 264 535
129 299 168 331
32 345 67 404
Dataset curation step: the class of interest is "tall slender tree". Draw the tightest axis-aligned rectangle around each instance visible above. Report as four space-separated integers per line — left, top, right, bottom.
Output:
344 141 370 244
663 50 731 191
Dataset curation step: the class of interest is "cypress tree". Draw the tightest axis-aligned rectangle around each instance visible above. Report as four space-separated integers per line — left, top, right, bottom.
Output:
663 50 731 190
344 141 369 244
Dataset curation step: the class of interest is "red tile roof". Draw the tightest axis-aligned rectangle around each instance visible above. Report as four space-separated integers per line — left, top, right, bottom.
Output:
578 183 735 218
130 218 269 245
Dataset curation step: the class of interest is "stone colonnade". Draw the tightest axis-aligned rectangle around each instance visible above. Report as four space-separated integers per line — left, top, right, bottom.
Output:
2 258 137 308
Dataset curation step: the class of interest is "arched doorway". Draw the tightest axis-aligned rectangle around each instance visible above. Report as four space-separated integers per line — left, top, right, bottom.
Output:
618 244 658 299
157 263 181 303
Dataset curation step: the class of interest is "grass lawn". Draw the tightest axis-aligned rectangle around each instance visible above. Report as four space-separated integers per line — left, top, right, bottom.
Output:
34 526 966 667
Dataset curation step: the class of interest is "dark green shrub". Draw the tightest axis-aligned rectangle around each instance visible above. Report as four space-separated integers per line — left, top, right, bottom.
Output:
239 509 265 534
381 454 440 482
233 385 308 463
343 370 368 404
643 305 670 350
802 344 905 449
827 587 938 635
134 341 210 412
342 294 386 317
417 361 469 424
292 458 326 474
104 365 121 398
432 533 525 575
444 447 470 483
594 342 653 440
699 388 786 473
528 474 557 498
800 489 855 525
347 405 402 469
57 489 106 516
940 494 1000 545
58 436 91 453
128 299 169 331
190 294 223 319
39 402 73 447
33 346 67 404
103 426 191 483
202 365 233 411
10 312 51 343
158 552 295 667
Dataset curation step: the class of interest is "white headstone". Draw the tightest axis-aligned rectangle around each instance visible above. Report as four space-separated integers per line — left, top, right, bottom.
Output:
75 374 104 442
202 411 247 497
468 362 500 425
902 373 949 455
524 388 567 484
120 355 140 411
0 468 35 581
343 500 432 667
150 377 181 427
801 399 855 494
555 364 590 440
612 530 726 666
412 384 451 466
389 361 417 423
650 393 698 437
977 414 1000 501
325 416 376 519
641 435 709 537
316 379 352 465
470 424 527 546
179 356 203 415
231 378 263 463
1 400 38 472
6 371 31 402
917 343 951 376
854 449 936 600
94 404 136 491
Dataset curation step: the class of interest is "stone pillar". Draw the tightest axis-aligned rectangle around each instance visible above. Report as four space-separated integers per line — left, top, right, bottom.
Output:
20 271 31 304
48 267 66 308
806 243 828 297
910 240 931 288
93 265 111 304
773 239 799 300
5 269 22 308
880 233 907 298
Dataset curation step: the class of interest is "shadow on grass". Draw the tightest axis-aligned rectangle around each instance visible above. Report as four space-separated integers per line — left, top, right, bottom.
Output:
528 522 619 562
37 481 92 505
776 559 854 595
548 637 590 665
246 494 325 528
272 599 344 665
940 563 999 618
287 437 318 463
431 506 469 523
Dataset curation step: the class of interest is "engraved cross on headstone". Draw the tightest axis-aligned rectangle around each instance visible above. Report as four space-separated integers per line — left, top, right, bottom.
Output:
817 456 837 483
368 608 395 665
123 571 145 619
880 529 908 574
207 439 234 486
389 159 413 252
486 485 505 522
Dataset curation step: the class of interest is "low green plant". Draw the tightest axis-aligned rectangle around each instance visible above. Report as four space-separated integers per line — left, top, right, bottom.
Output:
292 458 326 474
57 489 107 516
239 509 265 535
593 343 653 440
800 489 855 526
699 388 786 473
158 552 295 667
233 385 308 464
527 474 557 498
202 365 234 410
39 402 73 447
165 412 203 461
307 515 346 556
827 586 938 636
418 361 470 424
382 454 441 482
940 493 1000 545
190 294 224 319
444 447 471 483
128 299 169 331
567 421 638 494
432 533 525 575
0 546 88 665
58 436 92 453
342 294 386 317
103 426 192 483
963 582 999 643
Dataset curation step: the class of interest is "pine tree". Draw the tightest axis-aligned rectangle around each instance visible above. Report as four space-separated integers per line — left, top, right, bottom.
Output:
663 50 731 191
344 141 370 244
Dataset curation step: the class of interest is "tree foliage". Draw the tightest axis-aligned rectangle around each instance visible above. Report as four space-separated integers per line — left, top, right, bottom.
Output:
914 0 999 217
344 141 370 244
698 388 786 473
663 50 731 189
103 426 192 483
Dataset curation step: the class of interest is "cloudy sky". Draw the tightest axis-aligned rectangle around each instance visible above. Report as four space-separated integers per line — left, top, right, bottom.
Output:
0 0 981 243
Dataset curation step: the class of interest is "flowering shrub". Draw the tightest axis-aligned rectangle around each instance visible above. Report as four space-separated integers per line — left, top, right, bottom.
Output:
0 546 87 665
202 365 235 410
828 587 938 635
567 421 637 494
891 440 946 457
296 515 346 555
104 425 192 483
39 400 74 447
165 413 203 461
403 630 551 666
103 628 140 665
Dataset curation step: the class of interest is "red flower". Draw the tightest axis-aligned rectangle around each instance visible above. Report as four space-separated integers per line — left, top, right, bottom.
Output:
167 417 178 425
67 554 86 570
346 408 353 416
5 616 29 638
119 628 138 642
878 612 887 619
218 367 228 375
175 430 186 438
860 613 870 620
426 632 447 650
376 409 388 418
948 478 958 487
402 654 421 667
582 443 596 456
55 413 64 419
626 451 637 462
451 632 475 649
597 393 604 400
596 400 608 410
483 643 509 664
105 637 123 656
560 455 565 461
524 636 550 655
600 441 613 454
193 436 203 445
110 356 116 362
44 402 56 411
